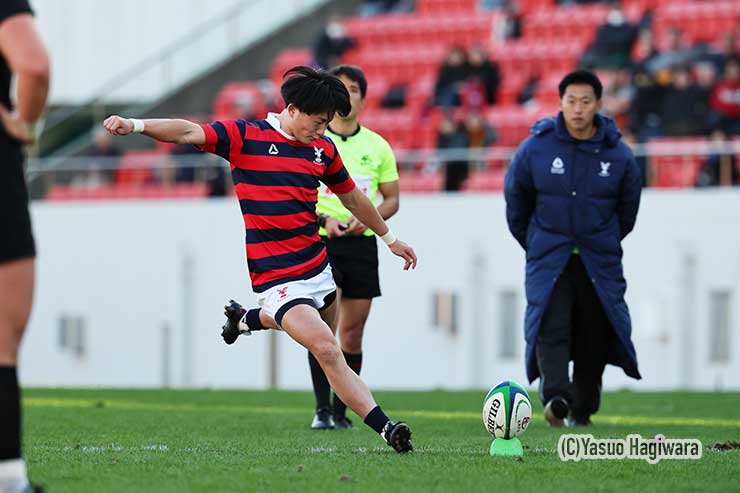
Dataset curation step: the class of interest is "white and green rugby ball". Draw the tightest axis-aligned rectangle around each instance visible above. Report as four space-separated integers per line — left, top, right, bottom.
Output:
482 380 532 439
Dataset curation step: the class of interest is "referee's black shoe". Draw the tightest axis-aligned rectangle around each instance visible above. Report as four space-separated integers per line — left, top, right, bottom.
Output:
311 407 335 430
221 299 250 345
382 421 413 453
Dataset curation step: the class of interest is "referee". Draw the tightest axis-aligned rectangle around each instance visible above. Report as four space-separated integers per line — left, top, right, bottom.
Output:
311 65 400 430
0 1 49 492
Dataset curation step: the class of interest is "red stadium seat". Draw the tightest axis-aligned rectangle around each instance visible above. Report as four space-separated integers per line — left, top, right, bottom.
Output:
269 49 312 84
462 169 506 192
398 171 444 193
416 0 479 15
45 183 210 201
647 138 707 188
116 150 162 185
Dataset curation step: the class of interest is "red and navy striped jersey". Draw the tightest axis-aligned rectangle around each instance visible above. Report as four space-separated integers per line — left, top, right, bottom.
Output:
198 115 356 293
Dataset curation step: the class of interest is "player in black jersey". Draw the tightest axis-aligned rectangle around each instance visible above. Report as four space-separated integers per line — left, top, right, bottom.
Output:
0 1 49 492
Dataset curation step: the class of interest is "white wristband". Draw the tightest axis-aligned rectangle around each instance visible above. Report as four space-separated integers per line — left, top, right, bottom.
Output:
380 229 397 246
129 118 145 133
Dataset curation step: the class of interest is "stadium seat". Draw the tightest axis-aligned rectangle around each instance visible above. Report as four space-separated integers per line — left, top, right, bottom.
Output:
116 150 162 185
269 48 312 84
46 183 209 201
416 0 479 15
654 0 740 45
647 138 707 188
461 168 506 192
398 170 444 193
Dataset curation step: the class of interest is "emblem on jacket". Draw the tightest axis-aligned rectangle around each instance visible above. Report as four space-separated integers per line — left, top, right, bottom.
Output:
599 161 611 177
550 157 565 174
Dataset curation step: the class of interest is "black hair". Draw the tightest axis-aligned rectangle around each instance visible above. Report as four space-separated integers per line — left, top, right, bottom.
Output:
558 70 603 100
328 64 367 99
281 66 351 118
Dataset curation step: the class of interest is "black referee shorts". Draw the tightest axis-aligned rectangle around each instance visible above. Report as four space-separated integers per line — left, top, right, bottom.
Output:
322 235 381 299
0 143 35 263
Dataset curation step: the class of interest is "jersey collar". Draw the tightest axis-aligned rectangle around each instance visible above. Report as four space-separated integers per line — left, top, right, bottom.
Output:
327 124 362 141
266 112 296 141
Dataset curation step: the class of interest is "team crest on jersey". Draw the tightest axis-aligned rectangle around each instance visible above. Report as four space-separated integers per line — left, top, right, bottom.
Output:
551 157 565 174
599 161 611 177
313 146 325 164
268 143 279 155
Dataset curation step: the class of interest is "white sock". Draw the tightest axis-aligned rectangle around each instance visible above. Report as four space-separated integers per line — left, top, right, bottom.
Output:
0 459 29 493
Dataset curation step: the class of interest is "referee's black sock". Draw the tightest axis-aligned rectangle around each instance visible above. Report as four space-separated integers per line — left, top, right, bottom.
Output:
0 366 22 461
332 352 362 417
363 406 391 435
308 351 331 410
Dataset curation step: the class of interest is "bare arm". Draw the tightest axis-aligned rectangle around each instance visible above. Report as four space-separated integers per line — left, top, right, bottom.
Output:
337 187 417 270
337 187 389 236
0 13 50 143
103 115 206 145
342 179 399 236
376 180 400 220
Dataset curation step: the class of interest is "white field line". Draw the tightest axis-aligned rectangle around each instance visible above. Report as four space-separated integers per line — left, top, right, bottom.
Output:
24 397 740 428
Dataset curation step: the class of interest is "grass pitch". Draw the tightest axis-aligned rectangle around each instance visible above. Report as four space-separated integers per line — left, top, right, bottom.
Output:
23 389 740 492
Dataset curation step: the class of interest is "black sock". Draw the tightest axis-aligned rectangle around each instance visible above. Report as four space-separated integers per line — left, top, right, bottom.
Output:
363 406 390 435
0 366 22 460
308 351 331 410
245 308 268 331
333 352 362 417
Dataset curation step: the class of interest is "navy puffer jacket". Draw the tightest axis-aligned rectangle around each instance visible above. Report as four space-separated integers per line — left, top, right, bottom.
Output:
504 112 642 383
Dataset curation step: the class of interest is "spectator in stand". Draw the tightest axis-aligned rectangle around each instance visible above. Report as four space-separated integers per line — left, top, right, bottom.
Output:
602 68 635 130
358 0 412 16
88 129 121 159
660 66 710 136
434 47 469 107
463 111 497 170
436 114 469 191
629 68 664 139
169 142 201 183
704 32 740 74
74 129 121 187
465 46 501 106
632 28 659 71
463 112 496 148
646 27 700 77
621 129 650 187
710 58 740 135
313 16 356 69
518 75 540 106
580 2 637 69
493 0 522 41
481 0 508 9
695 128 739 187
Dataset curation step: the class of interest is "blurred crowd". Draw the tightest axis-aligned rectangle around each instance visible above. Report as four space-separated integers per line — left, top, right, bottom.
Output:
64 0 740 196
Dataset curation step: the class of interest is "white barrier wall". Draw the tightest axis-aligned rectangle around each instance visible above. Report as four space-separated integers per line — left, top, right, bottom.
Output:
31 0 327 103
20 190 740 391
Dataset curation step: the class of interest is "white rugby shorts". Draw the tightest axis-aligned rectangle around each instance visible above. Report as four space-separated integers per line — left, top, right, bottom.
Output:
256 264 337 328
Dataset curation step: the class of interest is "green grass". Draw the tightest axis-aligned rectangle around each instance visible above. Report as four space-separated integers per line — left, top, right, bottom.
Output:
22 389 740 492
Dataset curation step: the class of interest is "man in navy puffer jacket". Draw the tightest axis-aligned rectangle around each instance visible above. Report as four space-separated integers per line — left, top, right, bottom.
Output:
504 70 642 427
